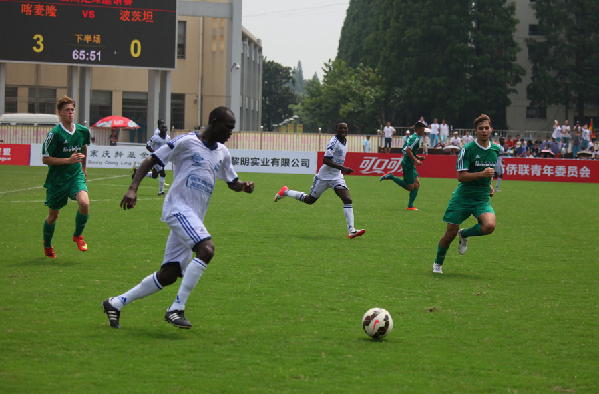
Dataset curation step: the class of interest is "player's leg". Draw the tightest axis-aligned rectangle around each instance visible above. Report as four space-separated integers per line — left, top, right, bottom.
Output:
158 169 167 195
379 171 409 189
274 175 322 204
434 223 460 273
458 207 496 255
72 184 90 251
43 208 60 258
407 176 420 210
494 172 503 191
335 184 365 238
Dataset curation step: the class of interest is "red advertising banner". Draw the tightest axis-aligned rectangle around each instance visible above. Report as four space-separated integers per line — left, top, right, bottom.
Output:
0 144 31 166
317 152 599 183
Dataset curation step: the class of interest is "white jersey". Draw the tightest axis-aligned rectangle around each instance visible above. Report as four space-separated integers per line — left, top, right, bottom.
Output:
494 143 504 172
147 133 171 152
153 132 238 222
430 123 439 135
440 124 450 136
383 126 395 138
317 135 347 180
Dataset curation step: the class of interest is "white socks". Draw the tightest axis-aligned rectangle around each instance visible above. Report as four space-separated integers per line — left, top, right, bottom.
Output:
167 258 207 312
159 176 166 193
343 204 354 231
286 189 306 202
111 272 163 310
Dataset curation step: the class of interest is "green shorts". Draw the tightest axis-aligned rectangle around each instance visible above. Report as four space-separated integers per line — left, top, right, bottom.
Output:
45 176 88 210
442 194 495 225
402 164 419 185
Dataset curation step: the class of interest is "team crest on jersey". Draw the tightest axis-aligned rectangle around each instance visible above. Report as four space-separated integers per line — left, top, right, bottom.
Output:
191 152 204 166
214 159 222 172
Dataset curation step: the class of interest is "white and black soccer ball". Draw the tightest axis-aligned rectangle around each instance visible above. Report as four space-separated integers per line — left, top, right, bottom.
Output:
362 308 393 339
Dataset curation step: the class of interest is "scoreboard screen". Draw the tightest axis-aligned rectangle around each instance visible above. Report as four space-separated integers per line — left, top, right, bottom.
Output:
0 0 177 69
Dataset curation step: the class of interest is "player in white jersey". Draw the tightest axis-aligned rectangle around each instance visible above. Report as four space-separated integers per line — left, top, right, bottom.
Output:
144 122 171 195
493 137 505 191
103 107 254 329
273 122 365 239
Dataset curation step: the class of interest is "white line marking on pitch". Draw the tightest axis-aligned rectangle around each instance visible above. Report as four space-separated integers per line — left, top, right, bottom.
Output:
0 175 129 195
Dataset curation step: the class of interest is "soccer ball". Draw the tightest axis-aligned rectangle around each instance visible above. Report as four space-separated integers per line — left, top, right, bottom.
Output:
362 308 393 339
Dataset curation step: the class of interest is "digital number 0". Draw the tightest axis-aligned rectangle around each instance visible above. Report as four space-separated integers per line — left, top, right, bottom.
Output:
130 40 141 58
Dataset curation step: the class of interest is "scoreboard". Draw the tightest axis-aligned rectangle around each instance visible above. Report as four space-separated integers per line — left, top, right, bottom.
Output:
0 0 177 69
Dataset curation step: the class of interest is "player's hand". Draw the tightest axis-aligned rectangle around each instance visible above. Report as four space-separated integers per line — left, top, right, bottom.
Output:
418 156 426 161
415 159 422 166
68 152 85 164
242 181 254 193
120 189 137 210
489 186 495 197
342 167 354 175
480 167 495 178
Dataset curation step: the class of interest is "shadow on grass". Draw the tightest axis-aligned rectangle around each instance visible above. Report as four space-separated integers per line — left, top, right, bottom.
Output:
430 272 481 280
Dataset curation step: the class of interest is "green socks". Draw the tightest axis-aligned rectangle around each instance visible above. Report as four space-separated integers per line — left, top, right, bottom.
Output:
391 176 409 189
462 223 483 238
74 211 89 237
435 243 449 265
43 220 55 248
408 188 418 208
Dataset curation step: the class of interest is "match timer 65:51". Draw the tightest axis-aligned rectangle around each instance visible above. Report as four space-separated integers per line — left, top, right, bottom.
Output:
0 0 177 69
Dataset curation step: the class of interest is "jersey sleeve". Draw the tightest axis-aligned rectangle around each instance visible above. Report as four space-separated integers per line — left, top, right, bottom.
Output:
152 137 179 167
324 139 337 158
42 131 59 157
218 147 239 183
80 126 91 146
456 145 471 172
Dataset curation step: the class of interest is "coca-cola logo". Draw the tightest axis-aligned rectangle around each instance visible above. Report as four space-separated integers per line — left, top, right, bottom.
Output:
359 156 403 175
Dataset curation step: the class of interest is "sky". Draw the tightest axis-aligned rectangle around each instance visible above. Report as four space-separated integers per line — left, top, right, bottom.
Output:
241 0 351 80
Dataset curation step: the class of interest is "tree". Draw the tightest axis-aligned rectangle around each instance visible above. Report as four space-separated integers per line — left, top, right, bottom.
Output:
526 0 599 118
262 60 299 131
336 0 524 128
289 61 306 96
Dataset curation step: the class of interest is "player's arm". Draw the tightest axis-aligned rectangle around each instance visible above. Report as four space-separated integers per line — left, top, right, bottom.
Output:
228 179 254 194
146 144 154 153
457 168 494 182
42 152 85 166
81 145 88 178
121 155 160 210
404 147 422 166
323 156 353 174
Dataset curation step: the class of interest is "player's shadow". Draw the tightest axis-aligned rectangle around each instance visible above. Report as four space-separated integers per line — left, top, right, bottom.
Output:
430 272 480 280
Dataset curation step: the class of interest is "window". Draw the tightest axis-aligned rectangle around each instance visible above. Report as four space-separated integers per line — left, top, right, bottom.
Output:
178 21 186 58
526 106 546 119
90 90 112 126
528 24 540 36
171 93 185 129
5 86 17 113
122 92 148 143
28 87 56 114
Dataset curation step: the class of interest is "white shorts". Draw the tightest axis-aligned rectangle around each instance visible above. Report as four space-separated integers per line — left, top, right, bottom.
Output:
309 175 348 199
162 211 211 274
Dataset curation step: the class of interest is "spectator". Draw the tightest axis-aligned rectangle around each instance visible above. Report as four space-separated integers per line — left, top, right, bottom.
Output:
562 120 571 152
581 124 591 151
514 142 526 157
363 134 371 153
506 135 515 148
571 129 581 158
430 118 440 148
109 129 118 146
439 119 450 144
449 132 461 155
462 130 474 145
534 135 543 146
383 122 395 154
552 120 562 148
419 116 428 126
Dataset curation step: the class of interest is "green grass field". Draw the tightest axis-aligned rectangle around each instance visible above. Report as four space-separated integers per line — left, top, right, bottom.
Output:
1 165 598 394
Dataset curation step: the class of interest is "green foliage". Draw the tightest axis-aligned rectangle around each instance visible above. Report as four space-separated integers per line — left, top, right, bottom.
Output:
526 0 599 117
2 166 599 393
262 60 299 131
336 0 524 128
300 60 386 133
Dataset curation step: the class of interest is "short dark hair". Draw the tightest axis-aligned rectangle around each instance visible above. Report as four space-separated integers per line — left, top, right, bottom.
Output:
158 119 165 126
208 106 233 125
336 121 348 130
57 96 75 111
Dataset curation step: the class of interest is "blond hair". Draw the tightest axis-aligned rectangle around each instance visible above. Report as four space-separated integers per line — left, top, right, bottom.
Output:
474 114 491 129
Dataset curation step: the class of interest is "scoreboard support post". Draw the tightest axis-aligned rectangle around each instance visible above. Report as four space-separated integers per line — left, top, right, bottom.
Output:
0 63 5 117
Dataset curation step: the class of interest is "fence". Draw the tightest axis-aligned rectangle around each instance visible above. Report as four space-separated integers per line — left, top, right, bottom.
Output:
0 125 557 152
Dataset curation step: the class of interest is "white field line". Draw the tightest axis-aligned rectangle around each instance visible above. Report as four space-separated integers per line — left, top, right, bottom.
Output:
0 175 130 195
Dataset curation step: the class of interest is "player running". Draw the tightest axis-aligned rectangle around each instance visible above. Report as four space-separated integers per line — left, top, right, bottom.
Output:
379 120 426 210
140 122 171 195
273 121 365 239
433 114 500 274
41 96 91 258
102 107 254 329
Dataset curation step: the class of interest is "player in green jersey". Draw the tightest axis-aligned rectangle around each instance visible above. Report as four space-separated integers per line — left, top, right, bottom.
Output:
433 114 500 273
41 96 91 258
379 121 426 210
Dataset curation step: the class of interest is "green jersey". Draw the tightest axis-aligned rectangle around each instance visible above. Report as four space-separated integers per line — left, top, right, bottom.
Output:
402 134 421 167
454 140 500 200
42 123 90 189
